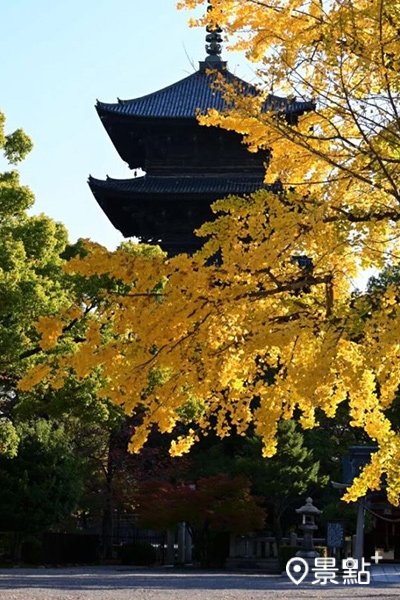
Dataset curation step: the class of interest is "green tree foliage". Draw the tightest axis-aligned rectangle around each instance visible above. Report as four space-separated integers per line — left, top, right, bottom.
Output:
0 110 130 556
0 110 69 387
235 421 325 543
0 420 83 559
184 420 325 541
0 109 69 457
0 418 19 458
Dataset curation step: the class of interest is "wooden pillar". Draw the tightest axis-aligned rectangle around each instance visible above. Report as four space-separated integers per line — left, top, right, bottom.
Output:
185 526 192 563
177 522 186 563
166 530 175 565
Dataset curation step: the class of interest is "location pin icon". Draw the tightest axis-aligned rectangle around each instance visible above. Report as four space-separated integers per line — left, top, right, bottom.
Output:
286 557 309 585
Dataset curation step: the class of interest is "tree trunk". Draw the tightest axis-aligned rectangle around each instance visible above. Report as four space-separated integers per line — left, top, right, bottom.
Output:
101 494 113 559
273 506 283 549
101 433 117 559
191 524 210 568
12 532 23 563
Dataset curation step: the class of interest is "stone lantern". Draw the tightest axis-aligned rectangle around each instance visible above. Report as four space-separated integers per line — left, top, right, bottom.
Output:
295 497 322 559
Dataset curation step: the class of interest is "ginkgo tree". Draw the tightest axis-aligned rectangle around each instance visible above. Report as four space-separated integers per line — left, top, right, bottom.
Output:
19 0 400 505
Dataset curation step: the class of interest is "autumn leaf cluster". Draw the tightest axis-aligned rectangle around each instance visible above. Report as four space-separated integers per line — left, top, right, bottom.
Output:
17 0 400 505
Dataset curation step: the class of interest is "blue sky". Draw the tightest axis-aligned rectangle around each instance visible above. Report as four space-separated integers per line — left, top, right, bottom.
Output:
1 0 252 249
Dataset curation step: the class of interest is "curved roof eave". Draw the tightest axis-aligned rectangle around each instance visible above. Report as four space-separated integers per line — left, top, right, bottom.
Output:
88 174 283 196
96 68 314 120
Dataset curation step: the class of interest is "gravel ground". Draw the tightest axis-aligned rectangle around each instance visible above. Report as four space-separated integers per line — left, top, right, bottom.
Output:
0 567 399 600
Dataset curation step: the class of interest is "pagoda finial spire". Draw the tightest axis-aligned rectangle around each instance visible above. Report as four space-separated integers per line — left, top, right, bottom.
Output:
200 1 226 70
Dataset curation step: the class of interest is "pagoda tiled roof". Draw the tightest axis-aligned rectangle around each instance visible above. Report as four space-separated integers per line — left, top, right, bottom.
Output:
96 68 313 120
88 173 281 196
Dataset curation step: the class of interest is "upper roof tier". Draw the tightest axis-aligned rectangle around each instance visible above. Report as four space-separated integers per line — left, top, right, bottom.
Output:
96 67 314 121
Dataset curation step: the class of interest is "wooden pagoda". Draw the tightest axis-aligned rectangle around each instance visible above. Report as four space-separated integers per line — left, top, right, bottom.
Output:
89 9 313 255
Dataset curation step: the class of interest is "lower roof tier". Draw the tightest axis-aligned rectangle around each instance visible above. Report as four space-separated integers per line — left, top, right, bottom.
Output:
89 174 281 254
